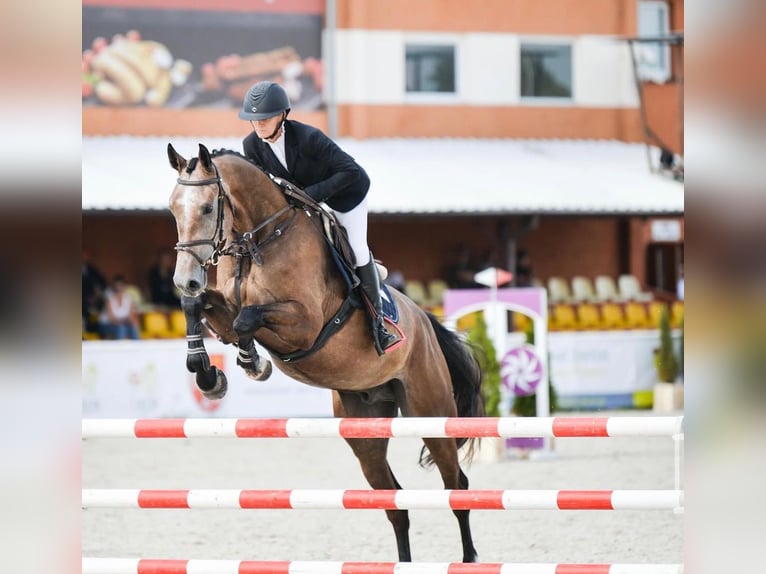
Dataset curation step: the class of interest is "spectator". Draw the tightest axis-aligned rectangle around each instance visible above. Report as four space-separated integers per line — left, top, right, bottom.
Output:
82 250 106 334
100 275 140 340
447 244 480 289
385 269 406 292
148 249 181 308
515 249 534 287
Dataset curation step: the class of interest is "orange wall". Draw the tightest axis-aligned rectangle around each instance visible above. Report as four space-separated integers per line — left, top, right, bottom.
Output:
83 108 327 137
337 0 637 35
338 105 644 140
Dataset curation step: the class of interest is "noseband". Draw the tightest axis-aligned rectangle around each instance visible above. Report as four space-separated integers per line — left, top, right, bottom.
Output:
174 163 230 269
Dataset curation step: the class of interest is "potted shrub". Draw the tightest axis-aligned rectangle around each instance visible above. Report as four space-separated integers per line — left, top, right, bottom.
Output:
653 305 684 411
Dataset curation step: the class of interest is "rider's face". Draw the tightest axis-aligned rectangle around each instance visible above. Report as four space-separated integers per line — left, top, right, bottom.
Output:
251 113 283 140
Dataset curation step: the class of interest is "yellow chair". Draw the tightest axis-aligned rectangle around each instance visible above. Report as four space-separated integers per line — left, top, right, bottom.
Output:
648 301 669 329
513 312 533 333
601 303 626 329
551 304 578 330
169 309 187 338
456 311 480 332
624 302 650 329
671 301 684 329
141 311 172 339
577 303 602 330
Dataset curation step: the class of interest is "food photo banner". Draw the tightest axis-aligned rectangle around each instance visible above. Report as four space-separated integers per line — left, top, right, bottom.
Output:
82 0 324 110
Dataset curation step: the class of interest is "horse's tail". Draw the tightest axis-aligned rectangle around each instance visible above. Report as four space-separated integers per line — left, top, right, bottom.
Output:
420 312 485 467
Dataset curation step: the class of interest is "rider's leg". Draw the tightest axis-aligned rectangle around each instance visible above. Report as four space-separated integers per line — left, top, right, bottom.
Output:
334 199 398 355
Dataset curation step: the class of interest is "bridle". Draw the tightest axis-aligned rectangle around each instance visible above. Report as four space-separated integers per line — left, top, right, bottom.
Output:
174 161 294 271
173 163 230 269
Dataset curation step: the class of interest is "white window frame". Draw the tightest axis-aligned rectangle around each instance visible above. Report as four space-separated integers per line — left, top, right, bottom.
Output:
519 37 575 106
636 0 672 83
403 33 461 103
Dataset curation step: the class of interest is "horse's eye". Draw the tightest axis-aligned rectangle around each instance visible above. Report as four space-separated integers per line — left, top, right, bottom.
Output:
202 203 214 215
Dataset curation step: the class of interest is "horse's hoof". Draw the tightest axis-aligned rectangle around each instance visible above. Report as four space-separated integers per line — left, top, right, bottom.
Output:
254 360 273 381
201 368 228 400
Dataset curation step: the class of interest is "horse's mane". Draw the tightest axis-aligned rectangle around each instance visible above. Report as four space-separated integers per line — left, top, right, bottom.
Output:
210 148 266 172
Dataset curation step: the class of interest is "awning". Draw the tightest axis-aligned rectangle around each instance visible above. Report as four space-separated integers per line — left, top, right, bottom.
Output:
82 136 683 215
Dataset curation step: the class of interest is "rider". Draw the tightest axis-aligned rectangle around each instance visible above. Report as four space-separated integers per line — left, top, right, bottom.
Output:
238 81 398 355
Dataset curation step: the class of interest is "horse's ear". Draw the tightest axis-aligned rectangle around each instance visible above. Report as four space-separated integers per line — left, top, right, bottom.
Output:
198 143 214 173
167 143 187 173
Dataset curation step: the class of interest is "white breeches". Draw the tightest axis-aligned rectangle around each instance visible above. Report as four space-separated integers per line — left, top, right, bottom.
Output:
333 197 370 267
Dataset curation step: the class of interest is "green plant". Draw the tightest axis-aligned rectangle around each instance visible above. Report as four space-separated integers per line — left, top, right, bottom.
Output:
466 313 501 417
678 315 684 378
654 305 678 383
511 318 558 416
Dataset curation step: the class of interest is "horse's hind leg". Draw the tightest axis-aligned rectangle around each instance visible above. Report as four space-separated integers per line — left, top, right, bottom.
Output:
422 437 478 563
181 294 227 400
334 391 412 562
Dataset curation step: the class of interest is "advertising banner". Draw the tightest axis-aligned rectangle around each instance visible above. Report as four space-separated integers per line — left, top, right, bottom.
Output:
82 339 333 418
82 0 324 111
548 330 682 409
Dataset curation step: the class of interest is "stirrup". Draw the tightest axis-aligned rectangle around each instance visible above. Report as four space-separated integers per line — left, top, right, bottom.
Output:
372 319 399 356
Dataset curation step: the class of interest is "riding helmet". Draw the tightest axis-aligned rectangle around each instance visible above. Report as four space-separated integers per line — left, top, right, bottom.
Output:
238 81 291 121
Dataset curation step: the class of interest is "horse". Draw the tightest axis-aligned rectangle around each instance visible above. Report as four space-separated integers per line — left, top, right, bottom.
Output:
166 143 485 563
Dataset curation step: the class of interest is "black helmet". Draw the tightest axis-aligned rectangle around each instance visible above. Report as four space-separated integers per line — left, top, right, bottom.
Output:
238 81 291 121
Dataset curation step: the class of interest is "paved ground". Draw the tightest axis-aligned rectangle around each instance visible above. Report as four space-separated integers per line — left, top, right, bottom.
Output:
82 410 683 565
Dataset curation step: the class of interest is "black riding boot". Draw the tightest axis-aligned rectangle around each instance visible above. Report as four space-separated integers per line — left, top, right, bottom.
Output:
357 258 398 355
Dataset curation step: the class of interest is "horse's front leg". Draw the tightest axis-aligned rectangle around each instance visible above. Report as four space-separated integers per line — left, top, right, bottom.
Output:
181 294 228 400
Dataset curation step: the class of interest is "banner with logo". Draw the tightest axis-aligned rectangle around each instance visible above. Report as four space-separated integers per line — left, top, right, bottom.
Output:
82 340 333 418
548 330 682 410
82 0 324 110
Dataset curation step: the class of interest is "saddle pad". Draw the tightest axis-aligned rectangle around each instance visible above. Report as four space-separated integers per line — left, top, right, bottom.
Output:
379 282 400 324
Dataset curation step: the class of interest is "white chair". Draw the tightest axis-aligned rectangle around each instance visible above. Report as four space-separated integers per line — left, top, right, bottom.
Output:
594 275 623 302
618 274 653 302
570 276 596 303
546 276 572 304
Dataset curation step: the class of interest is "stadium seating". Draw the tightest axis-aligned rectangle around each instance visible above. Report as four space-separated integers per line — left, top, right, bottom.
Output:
571 276 596 303
624 302 650 329
594 275 622 302
600 303 626 329
547 276 573 304
404 280 428 307
141 311 173 339
576 303 602 330
618 274 653 302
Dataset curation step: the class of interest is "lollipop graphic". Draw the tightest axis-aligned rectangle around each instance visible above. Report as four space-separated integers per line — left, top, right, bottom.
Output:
501 344 543 396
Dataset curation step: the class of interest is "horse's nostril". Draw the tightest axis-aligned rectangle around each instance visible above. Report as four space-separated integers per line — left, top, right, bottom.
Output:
188 280 201 291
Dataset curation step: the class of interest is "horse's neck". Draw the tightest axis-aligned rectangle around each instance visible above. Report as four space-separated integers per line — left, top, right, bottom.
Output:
222 161 288 231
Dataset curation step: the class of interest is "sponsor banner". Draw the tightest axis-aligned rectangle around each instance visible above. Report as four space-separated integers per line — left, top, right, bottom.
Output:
82 339 333 418
82 0 323 111
548 330 682 408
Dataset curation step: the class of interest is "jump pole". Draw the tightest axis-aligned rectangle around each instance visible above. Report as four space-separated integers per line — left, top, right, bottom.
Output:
82 416 684 439
82 488 684 511
82 558 684 574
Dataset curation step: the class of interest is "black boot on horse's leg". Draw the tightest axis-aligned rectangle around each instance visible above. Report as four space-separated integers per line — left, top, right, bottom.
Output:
357 258 398 356
181 295 227 399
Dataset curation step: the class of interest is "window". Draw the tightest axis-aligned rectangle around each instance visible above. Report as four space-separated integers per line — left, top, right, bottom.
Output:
637 0 671 82
520 44 572 99
405 45 455 93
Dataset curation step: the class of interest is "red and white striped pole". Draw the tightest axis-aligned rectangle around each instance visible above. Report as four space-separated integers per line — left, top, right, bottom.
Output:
81 488 684 511
81 416 683 439
82 558 684 574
